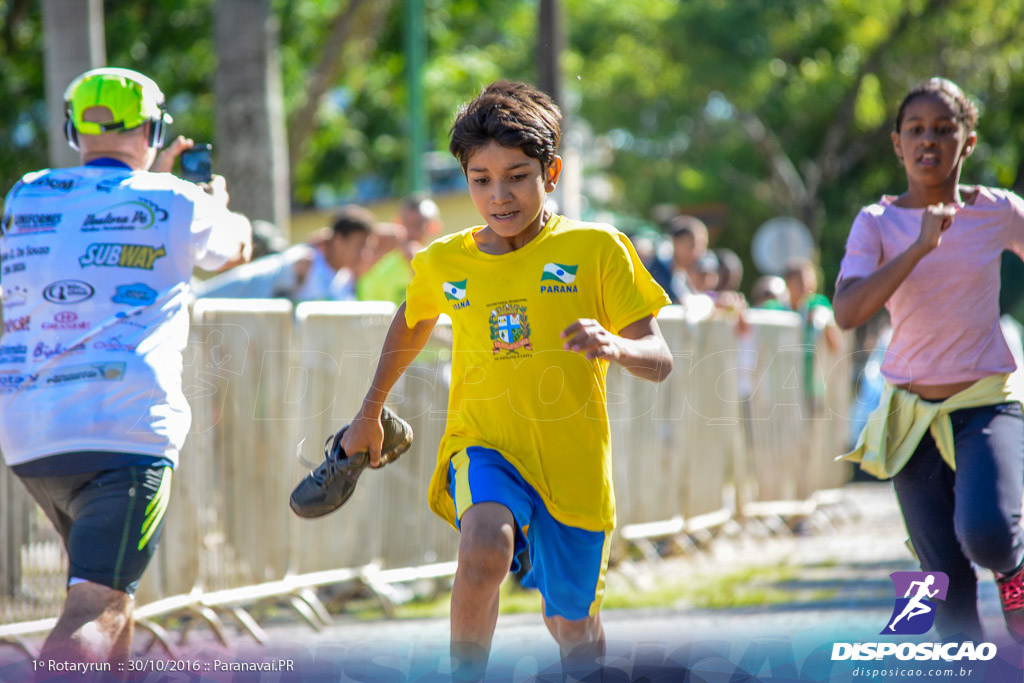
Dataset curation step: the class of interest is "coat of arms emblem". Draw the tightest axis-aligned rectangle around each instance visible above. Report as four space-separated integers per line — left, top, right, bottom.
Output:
489 303 532 355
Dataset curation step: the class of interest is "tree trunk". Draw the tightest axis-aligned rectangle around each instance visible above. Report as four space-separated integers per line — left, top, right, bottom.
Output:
214 0 290 238
42 0 105 169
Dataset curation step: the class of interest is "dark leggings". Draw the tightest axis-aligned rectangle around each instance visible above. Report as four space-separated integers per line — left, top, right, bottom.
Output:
892 402 1024 641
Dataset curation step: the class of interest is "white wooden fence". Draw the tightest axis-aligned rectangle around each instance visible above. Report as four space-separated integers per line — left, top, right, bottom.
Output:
1 301 853 624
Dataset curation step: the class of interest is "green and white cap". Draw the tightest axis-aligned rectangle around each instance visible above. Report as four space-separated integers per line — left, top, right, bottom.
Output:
63 67 173 135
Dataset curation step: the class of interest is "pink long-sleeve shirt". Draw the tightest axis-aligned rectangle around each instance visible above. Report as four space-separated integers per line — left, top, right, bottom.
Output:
838 187 1024 385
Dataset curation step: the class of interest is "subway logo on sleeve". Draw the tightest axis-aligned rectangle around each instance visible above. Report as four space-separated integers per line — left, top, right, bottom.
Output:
79 243 166 270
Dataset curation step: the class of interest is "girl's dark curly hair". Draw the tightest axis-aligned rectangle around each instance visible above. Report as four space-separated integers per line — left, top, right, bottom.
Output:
895 77 979 133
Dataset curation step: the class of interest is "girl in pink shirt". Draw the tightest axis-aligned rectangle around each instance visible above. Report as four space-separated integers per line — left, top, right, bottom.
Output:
834 78 1024 643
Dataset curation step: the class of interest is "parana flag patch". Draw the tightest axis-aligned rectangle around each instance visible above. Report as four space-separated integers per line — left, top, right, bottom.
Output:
443 279 467 300
541 263 577 284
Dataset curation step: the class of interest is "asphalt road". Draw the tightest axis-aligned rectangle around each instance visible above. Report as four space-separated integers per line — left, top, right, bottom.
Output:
4 483 1022 682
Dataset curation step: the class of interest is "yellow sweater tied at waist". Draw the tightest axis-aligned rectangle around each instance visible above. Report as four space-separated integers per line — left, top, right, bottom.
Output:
839 373 1024 480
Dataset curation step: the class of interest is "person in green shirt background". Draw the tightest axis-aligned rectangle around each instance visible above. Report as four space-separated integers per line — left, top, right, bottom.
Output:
357 194 443 305
785 258 843 406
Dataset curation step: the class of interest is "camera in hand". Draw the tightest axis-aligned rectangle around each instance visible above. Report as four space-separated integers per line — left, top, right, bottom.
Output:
180 143 213 183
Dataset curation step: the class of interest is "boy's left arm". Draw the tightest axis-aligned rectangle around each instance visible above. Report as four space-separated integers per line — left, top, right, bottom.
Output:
561 315 673 382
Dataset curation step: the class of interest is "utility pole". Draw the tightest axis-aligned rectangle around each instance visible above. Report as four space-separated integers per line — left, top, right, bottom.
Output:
537 0 581 219
537 0 563 111
405 0 427 195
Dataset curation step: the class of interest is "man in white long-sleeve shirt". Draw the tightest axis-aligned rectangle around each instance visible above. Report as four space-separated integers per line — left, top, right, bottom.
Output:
0 67 251 668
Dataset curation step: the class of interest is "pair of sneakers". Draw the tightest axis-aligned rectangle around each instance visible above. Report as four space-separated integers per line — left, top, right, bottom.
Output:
289 406 413 519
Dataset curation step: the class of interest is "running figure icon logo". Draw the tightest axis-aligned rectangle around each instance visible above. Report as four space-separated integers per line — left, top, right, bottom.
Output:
883 571 949 635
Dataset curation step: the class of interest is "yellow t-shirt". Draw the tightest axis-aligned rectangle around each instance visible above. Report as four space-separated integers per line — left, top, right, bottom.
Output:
405 213 671 531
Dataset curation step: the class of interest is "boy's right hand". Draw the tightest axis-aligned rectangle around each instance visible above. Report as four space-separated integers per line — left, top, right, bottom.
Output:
915 203 958 253
340 404 385 467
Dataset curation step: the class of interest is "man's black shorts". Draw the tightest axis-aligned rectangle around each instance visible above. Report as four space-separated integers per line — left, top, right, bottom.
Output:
18 464 172 594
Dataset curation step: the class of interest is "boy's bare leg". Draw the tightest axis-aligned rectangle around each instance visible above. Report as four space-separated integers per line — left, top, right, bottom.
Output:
37 582 133 671
543 610 606 678
450 502 516 681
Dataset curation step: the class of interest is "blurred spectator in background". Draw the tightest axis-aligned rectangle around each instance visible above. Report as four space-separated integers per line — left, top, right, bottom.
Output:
714 248 744 293
360 222 407 274
784 257 842 352
750 275 790 310
194 204 373 302
250 219 289 260
300 205 374 301
356 222 412 305
648 214 709 303
626 230 658 268
707 247 751 319
356 194 443 305
692 251 720 293
399 193 443 257
784 258 843 414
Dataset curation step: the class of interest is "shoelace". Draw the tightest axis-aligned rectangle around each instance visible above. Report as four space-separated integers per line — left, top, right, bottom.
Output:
311 433 361 486
294 412 408 484
999 573 1024 611
293 436 343 479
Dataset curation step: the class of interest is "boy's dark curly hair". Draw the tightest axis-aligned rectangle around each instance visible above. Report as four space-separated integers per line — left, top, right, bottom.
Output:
449 80 561 172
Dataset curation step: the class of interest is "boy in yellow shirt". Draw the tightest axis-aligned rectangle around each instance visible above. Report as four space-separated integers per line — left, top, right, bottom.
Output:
339 80 673 679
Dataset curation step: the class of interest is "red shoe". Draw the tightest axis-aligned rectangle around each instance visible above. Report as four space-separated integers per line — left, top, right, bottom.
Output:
996 563 1024 642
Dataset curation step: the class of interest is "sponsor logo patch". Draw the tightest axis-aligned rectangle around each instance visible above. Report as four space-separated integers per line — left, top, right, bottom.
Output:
0 344 28 364
31 176 75 191
41 362 126 386
96 176 130 193
93 335 137 353
0 372 38 392
3 315 30 334
43 280 95 305
33 339 87 361
79 243 166 270
20 175 77 195
41 311 90 331
112 283 158 306
2 244 50 274
81 199 168 231
113 310 147 330
1 285 28 308
8 212 62 236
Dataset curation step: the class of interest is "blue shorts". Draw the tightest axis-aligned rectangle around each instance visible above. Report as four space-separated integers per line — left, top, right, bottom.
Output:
448 446 610 620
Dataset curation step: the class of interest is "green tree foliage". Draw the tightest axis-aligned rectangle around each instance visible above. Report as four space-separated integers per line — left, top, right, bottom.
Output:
105 1 216 146
0 0 47 185
4 0 1024 300
561 0 1024 293
0 0 214 187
